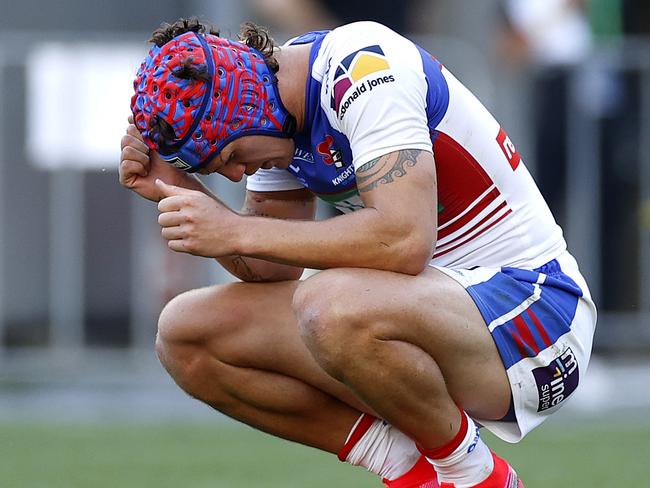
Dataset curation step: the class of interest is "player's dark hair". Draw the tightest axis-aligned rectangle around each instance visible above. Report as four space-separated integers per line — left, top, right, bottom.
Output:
149 17 220 47
145 17 279 148
149 17 279 73
149 115 177 145
173 57 211 82
237 22 279 74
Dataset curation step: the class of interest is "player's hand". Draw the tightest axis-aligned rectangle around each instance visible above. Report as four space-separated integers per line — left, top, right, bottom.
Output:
119 120 186 201
156 179 241 257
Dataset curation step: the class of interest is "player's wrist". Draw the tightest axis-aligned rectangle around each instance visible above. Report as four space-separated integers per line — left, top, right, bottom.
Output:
231 213 257 257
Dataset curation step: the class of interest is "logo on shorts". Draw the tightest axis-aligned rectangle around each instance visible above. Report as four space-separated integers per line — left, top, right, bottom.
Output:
533 347 579 412
330 45 395 120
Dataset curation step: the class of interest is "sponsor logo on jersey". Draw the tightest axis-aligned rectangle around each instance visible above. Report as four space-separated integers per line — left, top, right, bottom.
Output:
496 127 521 170
316 135 344 168
331 165 355 186
533 347 579 412
330 45 395 120
294 147 315 164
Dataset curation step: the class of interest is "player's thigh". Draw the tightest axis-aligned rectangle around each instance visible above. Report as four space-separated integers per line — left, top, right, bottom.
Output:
413 267 510 419
301 266 511 420
159 279 372 413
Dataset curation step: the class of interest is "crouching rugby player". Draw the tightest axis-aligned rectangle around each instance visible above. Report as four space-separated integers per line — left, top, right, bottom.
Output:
120 17 597 488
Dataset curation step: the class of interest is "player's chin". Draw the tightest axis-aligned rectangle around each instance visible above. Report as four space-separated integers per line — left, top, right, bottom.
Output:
229 173 245 182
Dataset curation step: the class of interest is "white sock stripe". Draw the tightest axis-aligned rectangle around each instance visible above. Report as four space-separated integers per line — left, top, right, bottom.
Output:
345 419 421 481
344 413 368 445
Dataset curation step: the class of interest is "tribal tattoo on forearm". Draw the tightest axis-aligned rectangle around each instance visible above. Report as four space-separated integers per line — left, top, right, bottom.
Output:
355 149 422 193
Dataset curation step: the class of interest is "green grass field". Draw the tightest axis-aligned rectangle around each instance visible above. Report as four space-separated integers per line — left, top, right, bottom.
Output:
0 418 647 487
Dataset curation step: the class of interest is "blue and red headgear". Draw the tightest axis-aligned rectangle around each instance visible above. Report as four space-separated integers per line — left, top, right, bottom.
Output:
131 31 296 172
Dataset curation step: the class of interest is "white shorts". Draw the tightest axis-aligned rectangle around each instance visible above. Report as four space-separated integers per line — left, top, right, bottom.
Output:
434 251 597 443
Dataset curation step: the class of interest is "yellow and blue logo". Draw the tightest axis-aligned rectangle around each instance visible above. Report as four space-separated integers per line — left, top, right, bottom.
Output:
330 45 394 119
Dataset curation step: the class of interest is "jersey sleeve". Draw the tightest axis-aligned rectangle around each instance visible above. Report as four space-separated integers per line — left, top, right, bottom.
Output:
325 23 434 170
246 167 305 192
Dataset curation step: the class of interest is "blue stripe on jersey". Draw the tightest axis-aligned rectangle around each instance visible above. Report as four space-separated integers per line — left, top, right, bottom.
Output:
466 259 582 369
417 47 449 130
289 31 358 196
288 30 331 46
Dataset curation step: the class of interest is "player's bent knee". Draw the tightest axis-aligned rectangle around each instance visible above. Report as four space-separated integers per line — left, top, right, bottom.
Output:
157 339 220 402
294 279 345 343
293 273 370 375
155 284 251 386
157 283 247 347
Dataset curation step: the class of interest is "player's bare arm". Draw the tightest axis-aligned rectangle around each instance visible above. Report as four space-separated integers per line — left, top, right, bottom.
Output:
119 122 214 202
216 188 316 282
120 119 318 282
156 148 437 275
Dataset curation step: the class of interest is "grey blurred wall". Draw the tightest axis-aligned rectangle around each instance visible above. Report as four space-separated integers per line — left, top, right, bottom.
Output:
0 0 244 345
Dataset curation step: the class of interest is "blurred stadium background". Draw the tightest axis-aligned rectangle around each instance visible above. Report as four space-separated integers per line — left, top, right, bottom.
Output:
0 0 648 486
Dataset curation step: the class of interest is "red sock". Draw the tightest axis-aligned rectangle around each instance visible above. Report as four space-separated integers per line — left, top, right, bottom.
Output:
414 407 497 487
337 413 377 461
416 405 468 460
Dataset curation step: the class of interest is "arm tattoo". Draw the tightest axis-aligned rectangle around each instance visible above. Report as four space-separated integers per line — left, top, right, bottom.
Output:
243 207 275 218
243 198 311 219
231 255 264 282
356 149 422 193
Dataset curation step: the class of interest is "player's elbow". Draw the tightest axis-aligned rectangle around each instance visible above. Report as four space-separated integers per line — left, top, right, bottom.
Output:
398 237 433 275
383 229 433 276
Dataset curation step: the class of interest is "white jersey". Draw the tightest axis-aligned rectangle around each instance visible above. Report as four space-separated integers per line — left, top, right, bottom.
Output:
247 22 566 270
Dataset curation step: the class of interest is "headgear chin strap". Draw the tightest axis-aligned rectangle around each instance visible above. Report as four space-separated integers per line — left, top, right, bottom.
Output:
131 31 296 172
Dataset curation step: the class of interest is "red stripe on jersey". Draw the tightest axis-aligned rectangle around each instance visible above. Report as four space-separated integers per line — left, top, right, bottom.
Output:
433 131 497 228
513 314 540 355
439 201 507 248
526 308 553 348
438 187 501 240
433 208 512 258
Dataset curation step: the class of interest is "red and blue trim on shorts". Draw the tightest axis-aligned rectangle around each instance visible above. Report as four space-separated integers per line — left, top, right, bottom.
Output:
465 259 583 371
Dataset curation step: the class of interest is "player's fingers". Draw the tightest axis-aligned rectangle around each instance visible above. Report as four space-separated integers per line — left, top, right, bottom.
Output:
167 239 188 253
121 132 148 152
126 124 147 144
121 144 150 165
157 210 183 228
118 160 148 181
161 226 184 241
128 114 134 124
158 195 186 213
155 179 201 198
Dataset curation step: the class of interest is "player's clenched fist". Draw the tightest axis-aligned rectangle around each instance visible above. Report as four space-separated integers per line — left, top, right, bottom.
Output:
119 121 186 202
156 179 241 257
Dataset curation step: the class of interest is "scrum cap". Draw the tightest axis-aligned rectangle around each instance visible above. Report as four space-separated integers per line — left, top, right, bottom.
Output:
131 31 296 172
